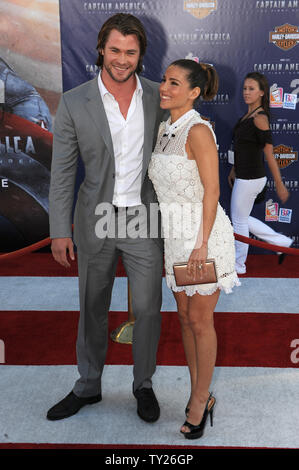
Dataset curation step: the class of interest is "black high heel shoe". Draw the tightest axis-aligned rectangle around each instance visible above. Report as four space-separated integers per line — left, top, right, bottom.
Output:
278 242 293 264
181 393 216 440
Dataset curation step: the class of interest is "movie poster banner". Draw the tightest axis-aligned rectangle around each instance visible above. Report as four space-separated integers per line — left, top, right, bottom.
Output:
1 0 298 253
0 0 62 251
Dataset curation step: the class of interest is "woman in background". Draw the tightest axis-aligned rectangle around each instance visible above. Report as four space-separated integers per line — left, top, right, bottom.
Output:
228 72 292 274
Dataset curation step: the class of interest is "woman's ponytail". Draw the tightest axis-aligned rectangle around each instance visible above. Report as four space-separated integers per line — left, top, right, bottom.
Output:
200 63 219 101
170 59 219 103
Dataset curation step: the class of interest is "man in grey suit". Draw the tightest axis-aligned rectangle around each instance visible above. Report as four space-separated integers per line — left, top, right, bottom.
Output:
47 14 165 423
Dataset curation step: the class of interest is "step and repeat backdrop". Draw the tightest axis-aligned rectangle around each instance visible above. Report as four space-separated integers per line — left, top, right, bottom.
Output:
1 0 298 252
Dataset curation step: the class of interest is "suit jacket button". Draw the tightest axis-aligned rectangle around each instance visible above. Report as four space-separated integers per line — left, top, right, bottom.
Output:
112 173 115 178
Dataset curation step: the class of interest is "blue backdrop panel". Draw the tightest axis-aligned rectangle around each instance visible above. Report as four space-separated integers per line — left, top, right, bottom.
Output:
59 0 299 251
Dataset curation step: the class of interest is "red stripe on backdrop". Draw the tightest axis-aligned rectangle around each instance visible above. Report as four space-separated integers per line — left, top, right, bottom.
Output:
0 311 298 368
0 253 298 277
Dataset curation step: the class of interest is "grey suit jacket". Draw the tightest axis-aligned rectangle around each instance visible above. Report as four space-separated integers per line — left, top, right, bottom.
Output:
49 75 165 254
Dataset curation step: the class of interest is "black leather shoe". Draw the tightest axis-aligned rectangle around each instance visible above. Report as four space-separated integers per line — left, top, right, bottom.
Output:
278 242 293 265
278 253 286 264
133 387 160 422
47 391 102 421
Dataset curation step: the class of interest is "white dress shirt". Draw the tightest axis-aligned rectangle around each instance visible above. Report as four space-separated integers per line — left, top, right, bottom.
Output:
98 72 144 207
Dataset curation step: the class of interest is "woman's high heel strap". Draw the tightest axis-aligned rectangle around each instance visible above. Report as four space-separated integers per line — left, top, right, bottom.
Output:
210 407 214 427
181 393 216 439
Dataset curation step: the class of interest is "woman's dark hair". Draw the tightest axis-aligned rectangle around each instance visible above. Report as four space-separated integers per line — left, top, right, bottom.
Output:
170 59 219 103
96 13 147 74
244 72 270 117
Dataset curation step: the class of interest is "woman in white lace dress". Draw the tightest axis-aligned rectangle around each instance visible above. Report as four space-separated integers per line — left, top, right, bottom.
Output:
148 59 239 439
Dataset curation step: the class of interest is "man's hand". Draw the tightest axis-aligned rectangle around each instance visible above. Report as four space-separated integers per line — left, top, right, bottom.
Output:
51 237 75 268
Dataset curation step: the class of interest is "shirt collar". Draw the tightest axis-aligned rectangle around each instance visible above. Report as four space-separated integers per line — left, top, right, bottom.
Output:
98 70 143 99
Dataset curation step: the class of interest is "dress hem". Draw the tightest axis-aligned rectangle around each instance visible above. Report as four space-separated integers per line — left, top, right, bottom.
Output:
166 274 241 297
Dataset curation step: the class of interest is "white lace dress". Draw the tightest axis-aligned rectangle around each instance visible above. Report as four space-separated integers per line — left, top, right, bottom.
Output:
148 109 240 296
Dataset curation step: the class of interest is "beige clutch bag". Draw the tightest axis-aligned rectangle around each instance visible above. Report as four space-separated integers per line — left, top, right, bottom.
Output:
173 259 217 286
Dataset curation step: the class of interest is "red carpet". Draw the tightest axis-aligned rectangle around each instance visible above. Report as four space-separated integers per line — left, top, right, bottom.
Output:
0 253 298 453
0 253 298 277
1 310 298 368
0 253 125 277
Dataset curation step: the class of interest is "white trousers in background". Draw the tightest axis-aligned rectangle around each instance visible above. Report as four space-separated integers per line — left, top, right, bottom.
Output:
230 177 293 274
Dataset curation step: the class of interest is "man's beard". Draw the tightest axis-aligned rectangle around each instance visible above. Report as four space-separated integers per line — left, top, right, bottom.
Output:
103 63 136 83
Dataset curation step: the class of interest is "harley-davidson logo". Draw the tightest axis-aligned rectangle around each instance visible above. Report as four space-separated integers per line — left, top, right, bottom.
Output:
184 1 217 19
273 144 298 168
269 24 299 51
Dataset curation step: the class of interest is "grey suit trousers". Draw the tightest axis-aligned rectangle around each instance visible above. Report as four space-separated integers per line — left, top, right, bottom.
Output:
72 208 163 397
